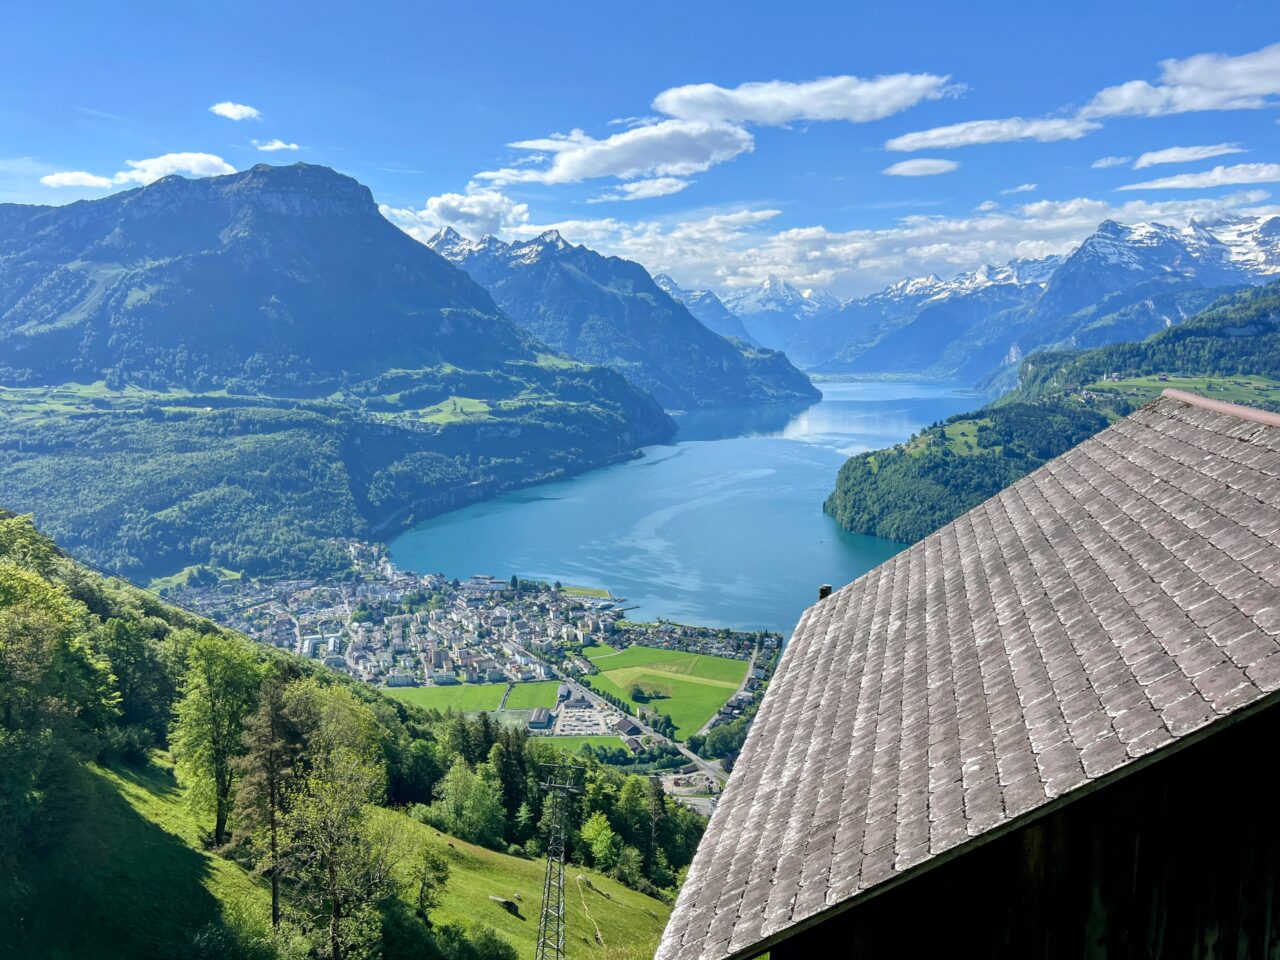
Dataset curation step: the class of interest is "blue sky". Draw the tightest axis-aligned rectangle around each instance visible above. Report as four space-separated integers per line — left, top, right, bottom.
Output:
2 0 1278 295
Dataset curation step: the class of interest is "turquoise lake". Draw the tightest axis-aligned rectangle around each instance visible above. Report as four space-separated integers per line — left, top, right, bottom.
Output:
389 380 980 635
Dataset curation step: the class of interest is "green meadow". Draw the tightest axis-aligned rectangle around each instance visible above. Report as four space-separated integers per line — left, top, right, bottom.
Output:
582 644 747 739
10 756 668 959
385 683 508 712
504 680 562 710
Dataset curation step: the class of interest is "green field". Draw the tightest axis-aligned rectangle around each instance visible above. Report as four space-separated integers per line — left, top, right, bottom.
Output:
385 683 508 712
9 757 668 959
582 644 747 739
1083 374 1280 411
561 584 611 598
543 735 627 753
504 680 562 710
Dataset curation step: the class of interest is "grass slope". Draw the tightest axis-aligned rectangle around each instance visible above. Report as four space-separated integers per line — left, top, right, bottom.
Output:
9 756 668 960
583 645 747 739
377 812 668 958
11 759 269 959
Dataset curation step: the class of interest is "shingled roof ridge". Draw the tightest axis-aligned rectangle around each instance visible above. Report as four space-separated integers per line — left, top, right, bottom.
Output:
1161 388 1280 428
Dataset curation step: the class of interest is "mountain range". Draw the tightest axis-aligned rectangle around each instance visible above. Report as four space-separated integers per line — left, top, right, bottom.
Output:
705 214 1280 387
653 273 758 345
425 228 817 410
0 164 674 578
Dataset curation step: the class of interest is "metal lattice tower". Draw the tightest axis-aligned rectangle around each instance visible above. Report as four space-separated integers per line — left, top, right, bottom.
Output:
535 762 581 960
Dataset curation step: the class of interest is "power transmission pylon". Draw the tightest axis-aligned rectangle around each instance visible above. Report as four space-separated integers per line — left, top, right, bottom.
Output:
536 762 582 960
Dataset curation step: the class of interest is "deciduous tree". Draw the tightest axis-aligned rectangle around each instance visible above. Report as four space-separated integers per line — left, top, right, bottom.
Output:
171 633 260 845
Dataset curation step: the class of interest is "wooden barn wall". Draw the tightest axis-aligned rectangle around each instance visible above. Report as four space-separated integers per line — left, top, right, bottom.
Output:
771 704 1280 960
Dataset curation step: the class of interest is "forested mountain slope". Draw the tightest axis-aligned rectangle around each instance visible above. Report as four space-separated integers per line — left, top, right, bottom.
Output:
0 510 680 959
0 165 673 579
824 281 1280 545
427 229 817 411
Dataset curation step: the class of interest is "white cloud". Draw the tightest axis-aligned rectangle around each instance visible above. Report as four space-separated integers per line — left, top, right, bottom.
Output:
476 119 753 185
40 152 236 188
253 138 299 152
1118 162 1280 191
882 158 959 177
885 116 1100 151
1091 156 1132 169
114 153 235 184
1132 143 1245 169
888 43 1280 156
975 200 1000 212
1083 43 1280 118
380 184 531 240
1001 183 1037 194
653 73 958 125
607 116 660 128
590 177 692 202
40 170 114 188
209 101 261 121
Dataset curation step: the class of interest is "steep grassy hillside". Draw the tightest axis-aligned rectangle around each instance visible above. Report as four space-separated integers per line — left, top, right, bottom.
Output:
1 509 693 959
9 755 667 960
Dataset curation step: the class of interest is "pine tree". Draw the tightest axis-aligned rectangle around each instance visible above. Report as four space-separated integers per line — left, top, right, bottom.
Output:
234 671 302 927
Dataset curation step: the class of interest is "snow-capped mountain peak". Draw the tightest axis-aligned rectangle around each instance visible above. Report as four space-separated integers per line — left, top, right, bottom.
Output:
424 225 485 261
883 275 945 299
1065 217 1254 289
652 273 685 297
724 275 838 317
1200 214 1280 276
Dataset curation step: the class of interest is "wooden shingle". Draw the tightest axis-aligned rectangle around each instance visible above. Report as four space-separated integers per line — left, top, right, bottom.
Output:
657 391 1280 960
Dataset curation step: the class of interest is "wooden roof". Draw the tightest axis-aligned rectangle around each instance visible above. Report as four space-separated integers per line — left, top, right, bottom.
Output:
657 391 1280 960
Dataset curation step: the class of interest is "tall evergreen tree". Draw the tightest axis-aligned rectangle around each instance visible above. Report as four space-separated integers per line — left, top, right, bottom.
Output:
234 670 302 927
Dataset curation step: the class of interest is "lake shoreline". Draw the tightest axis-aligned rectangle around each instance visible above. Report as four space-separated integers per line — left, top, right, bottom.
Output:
390 380 980 634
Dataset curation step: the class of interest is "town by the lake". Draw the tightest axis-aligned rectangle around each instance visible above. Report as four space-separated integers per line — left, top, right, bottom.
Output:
160 541 781 807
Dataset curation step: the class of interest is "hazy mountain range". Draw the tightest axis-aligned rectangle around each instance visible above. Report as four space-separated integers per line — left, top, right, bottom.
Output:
696 214 1280 387
425 228 817 410
652 274 757 345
